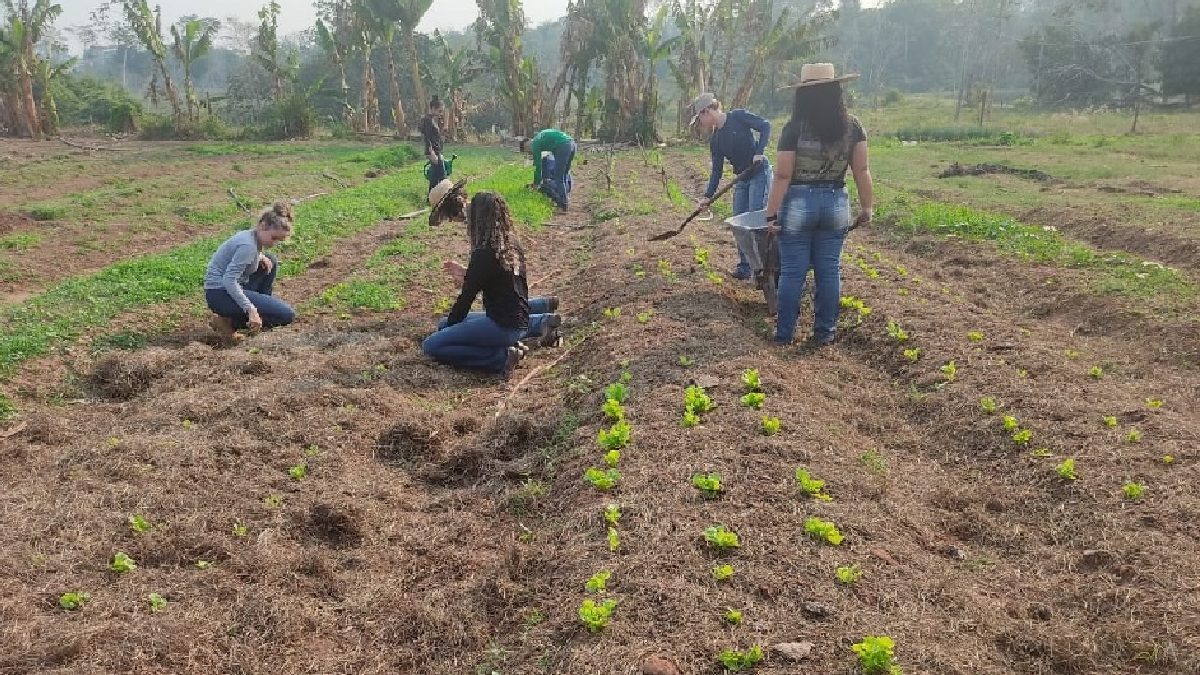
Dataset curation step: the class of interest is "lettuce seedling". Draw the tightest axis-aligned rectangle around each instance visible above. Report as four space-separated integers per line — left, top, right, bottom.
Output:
836 564 863 584
795 469 832 501
712 564 734 581
578 598 618 632
110 552 137 573
603 504 621 525
1002 415 1018 431
804 517 843 545
128 515 152 533
1102 415 1117 427
979 397 997 414
585 467 621 490
718 646 764 672
1122 482 1145 500
691 472 722 499
742 369 762 392
1012 429 1032 445
703 525 740 550
724 609 743 625
607 527 621 552
148 592 167 612
940 360 957 383
585 571 611 593
601 397 625 421
598 420 631 450
58 592 91 610
684 385 715 415
852 635 901 675
1055 458 1077 481
903 348 920 362
740 392 765 409
605 382 628 403
886 321 909 343
604 449 621 467
761 416 781 435
288 463 307 480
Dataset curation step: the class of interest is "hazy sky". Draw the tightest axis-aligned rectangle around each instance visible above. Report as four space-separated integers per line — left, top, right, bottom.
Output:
58 0 573 37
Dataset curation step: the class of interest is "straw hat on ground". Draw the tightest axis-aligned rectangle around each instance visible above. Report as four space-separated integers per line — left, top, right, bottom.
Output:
779 63 859 89
428 177 468 227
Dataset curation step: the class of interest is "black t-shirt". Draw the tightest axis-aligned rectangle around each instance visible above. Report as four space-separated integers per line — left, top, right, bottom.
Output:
777 114 866 186
419 114 442 155
447 246 530 330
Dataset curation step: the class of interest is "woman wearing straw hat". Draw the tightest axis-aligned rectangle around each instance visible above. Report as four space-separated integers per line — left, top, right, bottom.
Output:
763 63 873 346
688 92 772 280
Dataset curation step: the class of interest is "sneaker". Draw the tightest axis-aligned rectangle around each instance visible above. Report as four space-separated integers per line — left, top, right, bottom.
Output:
514 340 531 356
502 346 522 377
538 314 563 348
813 333 837 346
208 315 239 344
542 296 560 314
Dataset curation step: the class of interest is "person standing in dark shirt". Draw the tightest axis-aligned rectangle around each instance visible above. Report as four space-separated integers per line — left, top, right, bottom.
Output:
689 92 772 280
419 96 446 195
763 63 873 347
423 192 560 376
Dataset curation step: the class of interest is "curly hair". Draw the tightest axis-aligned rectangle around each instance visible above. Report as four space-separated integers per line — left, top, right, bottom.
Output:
791 82 849 150
467 191 524 274
259 201 294 231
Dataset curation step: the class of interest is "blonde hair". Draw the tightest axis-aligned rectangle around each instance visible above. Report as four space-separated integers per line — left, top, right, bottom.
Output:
258 201 294 231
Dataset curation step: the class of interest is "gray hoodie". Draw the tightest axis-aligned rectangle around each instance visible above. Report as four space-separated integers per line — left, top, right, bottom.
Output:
203 229 260 312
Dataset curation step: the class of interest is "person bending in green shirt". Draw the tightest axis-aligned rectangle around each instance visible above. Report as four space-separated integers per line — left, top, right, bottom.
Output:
520 129 575 212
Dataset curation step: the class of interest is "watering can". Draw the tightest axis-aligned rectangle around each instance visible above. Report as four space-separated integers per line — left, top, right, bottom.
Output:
423 153 458 181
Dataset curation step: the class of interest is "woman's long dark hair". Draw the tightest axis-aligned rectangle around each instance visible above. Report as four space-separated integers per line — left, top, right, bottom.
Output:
791 82 849 150
467 191 523 273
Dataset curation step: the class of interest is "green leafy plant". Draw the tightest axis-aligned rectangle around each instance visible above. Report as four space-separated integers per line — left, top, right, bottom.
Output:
598 420 631 451
288 463 307 480
1102 415 1118 427
110 552 137 573
903 348 920 362
1056 458 1077 481
632 262 645 278
836 564 863 584
691 472 723 499
682 410 700 427
195 559 212 570
860 449 888 476
678 355 694 367
852 635 902 675
636 311 653 324
712 564 735 581
602 307 622 319
58 591 91 610
1127 429 1142 443
603 504 622 526
761 416 781 435
607 527 621 552
740 392 765 409
979 397 997 414
1146 398 1164 408
1089 365 1104 379
1002 415 1018 431
148 592 168 612
658 259 678 281
804 517 844 545
232 523 249 537
1163 455 1175 465
604 382 628 403
1122 482 1146 500
695 248 710 267
707 271 723 284
601 397 625 421
968 331 984 342
578 598 618 632
685 385 715 415
128 515 153 533
585 467 621 490
703 525 741 550
585 571 611 593
886 320 909 343
1030 447 1051 458
742 369 762 392
718 646 764 672
795 468 832 501
940 360 957 383
264 494 284 508
724 609 743 625
1012 429 1032 445
604 449 621 467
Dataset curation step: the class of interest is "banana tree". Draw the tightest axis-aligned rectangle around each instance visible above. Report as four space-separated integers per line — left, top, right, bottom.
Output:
256 2 294 101
474 0 527 136
315 8 354 127
170 18 218 122
427 30 482 140
34 52 74 134
380 0 432 122
3 0 64 138
112 0 182 121
730 0 834 109
643 4 679 135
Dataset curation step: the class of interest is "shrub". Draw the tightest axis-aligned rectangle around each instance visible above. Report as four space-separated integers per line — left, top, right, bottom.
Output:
251 91 318 140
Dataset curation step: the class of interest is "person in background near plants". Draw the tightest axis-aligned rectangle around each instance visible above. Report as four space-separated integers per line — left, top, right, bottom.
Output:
423 191 564 377
204 202 297 344
419 95 446 195
520 128 575 212
428 179 564 349
689 92 772 280
764 63 873 347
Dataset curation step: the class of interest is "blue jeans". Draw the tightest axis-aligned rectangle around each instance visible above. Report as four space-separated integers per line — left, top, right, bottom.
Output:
540 141 576 209
434 297 557 342
426 154 446 194
774 185 850 343
423 314 524 373
731 160 772 276
205 253 296 329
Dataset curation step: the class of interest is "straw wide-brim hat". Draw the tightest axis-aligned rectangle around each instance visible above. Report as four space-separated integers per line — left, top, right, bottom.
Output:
780 63 859 89
688 92 719 126
428 177 468 227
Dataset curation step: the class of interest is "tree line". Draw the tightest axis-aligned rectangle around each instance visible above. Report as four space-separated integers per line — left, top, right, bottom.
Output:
3 0 1200 141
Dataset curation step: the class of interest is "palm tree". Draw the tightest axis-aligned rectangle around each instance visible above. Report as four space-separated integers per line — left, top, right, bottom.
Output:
114 0 183 122
170 18 219 122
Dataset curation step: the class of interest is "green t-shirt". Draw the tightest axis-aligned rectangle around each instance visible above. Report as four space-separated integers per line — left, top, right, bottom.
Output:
530 129 573 183
777 115 866 186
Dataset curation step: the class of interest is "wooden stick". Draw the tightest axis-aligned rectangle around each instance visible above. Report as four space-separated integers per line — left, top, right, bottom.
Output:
229 188 252 213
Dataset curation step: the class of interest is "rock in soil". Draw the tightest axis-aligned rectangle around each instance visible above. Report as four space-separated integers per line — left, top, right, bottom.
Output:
641 655 681 675
772 642 815 661
801 601 835 619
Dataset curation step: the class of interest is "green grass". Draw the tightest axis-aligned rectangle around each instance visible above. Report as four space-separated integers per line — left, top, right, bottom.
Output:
882 192 1193 300
0 233 42 250
469 161 555 228
0 145 436 378
319 281 403 312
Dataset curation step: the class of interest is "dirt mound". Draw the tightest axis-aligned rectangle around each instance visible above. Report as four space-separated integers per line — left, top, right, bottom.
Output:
939 162 1051 181
298 503 364 550
85 348 174 400
376 418 442 464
